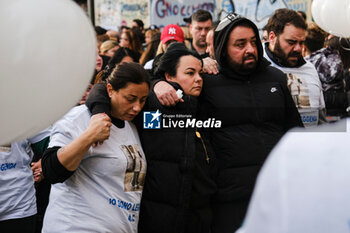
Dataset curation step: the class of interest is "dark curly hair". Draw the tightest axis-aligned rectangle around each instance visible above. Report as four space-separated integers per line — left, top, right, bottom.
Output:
266 8 307 36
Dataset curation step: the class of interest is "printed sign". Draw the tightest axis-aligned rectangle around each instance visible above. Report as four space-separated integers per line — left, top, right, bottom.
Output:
149 0 216 27
94 0 311 31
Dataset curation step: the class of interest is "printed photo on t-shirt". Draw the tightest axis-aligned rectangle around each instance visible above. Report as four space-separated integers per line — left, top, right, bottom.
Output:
287 73 311 108
120 144 146 192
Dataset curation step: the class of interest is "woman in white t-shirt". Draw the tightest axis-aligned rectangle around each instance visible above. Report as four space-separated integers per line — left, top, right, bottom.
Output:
41 62 149 233
0 130 50 233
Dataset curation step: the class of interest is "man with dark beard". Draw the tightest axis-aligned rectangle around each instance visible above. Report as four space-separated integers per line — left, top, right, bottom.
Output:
264 8 326 128
153 13 303 232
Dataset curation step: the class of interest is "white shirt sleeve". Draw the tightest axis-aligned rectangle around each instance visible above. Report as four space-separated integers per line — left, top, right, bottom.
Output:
143 60 153 70
48 106 88 148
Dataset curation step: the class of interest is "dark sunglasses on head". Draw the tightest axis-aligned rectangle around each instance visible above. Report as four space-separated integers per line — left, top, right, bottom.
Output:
215 13 243 32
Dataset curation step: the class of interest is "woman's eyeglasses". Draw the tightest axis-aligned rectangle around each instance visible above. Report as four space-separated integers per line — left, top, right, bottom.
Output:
215 13 243 32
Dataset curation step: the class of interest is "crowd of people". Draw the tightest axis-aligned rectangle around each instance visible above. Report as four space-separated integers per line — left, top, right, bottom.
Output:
1 5 350 233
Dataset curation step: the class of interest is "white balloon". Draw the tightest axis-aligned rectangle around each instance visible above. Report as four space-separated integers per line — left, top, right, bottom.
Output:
320 0 350 37
0 0 96 144
311 0 328 31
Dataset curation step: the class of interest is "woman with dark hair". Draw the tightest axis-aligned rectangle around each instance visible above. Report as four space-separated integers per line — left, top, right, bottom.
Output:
138 42 217 233
119 29 142 60
85 43 217 233
41 62 150 233
94 47 139 84
139 32 160 66
144 28 160 46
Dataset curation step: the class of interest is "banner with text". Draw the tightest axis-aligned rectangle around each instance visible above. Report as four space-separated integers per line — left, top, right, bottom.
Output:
95 0 311 31
216 0 311 30
150 0 216 28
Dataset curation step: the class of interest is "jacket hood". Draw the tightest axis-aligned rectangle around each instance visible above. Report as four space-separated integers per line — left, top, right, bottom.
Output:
214 14 265 72
306 47 344 85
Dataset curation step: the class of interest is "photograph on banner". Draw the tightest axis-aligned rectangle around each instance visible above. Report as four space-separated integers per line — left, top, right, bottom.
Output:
119 0 149 28
95 0 120 30
95 0 150 30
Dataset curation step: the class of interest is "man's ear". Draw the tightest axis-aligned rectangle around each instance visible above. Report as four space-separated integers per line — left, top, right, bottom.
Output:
268 31 277 44
106 83 113 98
165 73 173 82
268 31 278 50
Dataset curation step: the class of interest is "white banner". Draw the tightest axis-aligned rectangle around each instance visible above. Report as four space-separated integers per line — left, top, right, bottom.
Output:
95 0 149 30
94 0 311 31
150 0 216 28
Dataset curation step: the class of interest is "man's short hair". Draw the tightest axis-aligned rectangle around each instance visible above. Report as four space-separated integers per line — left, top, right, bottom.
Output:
191 9 212 23
305 23 325 53
235 21 256 31
267 8 307 36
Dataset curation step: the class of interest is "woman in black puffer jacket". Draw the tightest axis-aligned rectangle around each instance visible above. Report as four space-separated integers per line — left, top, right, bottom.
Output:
139 43 217 233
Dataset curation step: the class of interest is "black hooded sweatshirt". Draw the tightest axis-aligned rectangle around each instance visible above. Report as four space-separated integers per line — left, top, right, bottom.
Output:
198 15 303 232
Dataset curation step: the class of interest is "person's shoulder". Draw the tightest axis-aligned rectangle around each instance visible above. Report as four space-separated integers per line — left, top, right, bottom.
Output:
259 64 288 83
144 59 154 70
66 104 88 116
59 105 90 124
303 60 318 69
201 72 224 87
302 60 321 78
201 72 220 79
51 105 90 139
264 64 286 75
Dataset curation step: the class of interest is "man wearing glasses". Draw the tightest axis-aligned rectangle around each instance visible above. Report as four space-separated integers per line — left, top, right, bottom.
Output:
154 13 302 232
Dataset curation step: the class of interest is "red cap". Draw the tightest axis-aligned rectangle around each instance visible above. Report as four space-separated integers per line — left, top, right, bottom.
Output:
161 24 184 44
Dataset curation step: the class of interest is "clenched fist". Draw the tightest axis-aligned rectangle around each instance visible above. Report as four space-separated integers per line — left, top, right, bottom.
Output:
86 113 112 147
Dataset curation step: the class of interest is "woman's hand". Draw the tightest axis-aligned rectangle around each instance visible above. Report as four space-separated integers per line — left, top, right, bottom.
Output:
57 113 112 171
31 159 44 182
86 113 112 147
